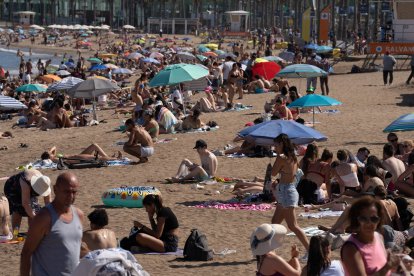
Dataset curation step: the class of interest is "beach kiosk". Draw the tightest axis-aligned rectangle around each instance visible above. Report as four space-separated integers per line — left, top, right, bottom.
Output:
13 11 36 27
223 10 249 37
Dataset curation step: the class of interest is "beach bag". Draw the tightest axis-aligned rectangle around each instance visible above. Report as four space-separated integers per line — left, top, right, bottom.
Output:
183 229 213 261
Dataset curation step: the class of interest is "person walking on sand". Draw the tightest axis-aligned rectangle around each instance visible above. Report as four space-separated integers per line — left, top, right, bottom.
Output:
383 51 396 85
271 134 309 253
406 55 414 85
123 118 154 164
20 172 84 276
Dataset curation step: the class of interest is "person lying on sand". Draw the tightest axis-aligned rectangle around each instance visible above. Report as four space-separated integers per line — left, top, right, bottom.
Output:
42 143 123 163
81 209 117 258
232 177 265 196
181 109 204 130
167 139 217 183
123 118 154 164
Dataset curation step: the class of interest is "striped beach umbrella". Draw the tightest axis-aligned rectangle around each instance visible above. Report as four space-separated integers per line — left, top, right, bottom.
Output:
383 113 414 133
47 77 84 92
0 95 27 110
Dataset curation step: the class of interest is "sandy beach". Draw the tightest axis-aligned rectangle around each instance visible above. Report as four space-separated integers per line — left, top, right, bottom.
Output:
1 34 414 276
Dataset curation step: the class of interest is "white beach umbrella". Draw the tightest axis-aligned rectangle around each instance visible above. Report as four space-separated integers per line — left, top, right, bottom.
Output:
81 25 89 30
101 25 110 30
47 76 84 92
54 25 62 29
123 25 135 30
0 95 27 111
60 25 68 29
48 24 57 28
56 70 71 76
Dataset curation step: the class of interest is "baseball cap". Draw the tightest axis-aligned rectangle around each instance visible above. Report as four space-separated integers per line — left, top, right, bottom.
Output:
193 139 207 149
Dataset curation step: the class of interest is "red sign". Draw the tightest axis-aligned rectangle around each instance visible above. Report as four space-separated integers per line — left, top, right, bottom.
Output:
368 43 414 54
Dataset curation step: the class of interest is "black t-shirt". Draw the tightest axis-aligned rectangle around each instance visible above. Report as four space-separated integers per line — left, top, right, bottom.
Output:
157 207 179 237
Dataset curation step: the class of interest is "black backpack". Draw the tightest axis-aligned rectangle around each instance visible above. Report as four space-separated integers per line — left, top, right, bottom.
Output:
183 229 213 261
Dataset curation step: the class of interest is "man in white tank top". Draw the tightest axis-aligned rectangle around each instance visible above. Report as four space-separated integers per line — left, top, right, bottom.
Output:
20 172 84 276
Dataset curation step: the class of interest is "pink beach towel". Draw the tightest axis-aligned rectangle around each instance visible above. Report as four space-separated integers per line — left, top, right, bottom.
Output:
192 201 273 211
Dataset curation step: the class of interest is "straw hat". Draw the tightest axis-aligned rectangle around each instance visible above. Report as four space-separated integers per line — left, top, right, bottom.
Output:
25 169 51 197
250 224 287 256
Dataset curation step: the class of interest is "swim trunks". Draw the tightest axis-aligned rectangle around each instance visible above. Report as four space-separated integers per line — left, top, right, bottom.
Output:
140 146 154 158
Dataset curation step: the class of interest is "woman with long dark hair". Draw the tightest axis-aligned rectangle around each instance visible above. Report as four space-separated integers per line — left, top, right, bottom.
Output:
133 194 179 252
271 134 309 250
304 236 344 276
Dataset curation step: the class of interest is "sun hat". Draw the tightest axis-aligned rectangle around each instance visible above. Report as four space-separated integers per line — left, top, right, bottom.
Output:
250 224 287 256
27 170 51 197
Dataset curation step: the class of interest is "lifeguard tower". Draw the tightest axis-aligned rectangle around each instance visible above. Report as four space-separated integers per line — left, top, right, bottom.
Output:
223 10 249 37
364 0 414 71
13 11 36 27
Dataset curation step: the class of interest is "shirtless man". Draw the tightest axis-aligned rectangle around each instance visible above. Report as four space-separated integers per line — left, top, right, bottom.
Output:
123 118 154 163
383 143 405 186
182 109 204 130
80 209 117 258
169 139 218 183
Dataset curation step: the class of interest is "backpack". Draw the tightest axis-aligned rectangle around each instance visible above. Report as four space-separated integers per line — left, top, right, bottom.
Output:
183 229 213 261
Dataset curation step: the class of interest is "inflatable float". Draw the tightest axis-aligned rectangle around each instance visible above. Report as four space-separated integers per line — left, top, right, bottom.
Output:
102 186 161 208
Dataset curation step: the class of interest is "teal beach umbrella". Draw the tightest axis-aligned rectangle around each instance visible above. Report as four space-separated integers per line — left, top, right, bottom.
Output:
149 63 209 87
383 113 414 133
16 84 47 92
277 64 327 78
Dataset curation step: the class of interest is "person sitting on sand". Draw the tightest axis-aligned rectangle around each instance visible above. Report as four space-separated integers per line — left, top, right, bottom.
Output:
396 152 414 197
42 143 123 163
0 131 13 138
123 119 154 164
132 194 179 253
397 140 413 164
168 139 217 183
81 209 117 258
387 132 404 156
332 150 360 195
248 75 266 94
382 143 405 188
181 109 204 130
268 79 279 92
0 196 12 241
143 110 159 142
250 224 301 276
273 98 293 120
155 105 178 134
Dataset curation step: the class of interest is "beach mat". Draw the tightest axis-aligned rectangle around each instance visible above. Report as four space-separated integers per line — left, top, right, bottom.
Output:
136 249 184 256
287 226 325 237
191 201 273 211
298 210 343 219
302 109 340 114
223 105 253 112
173 126 219 134
19 158 133 170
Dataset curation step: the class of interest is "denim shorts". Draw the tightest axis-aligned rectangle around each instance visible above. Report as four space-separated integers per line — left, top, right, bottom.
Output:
275 183 299 208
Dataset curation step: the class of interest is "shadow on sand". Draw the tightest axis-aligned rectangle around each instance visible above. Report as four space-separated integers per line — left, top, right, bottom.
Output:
397 93 414 107
168 260 254 269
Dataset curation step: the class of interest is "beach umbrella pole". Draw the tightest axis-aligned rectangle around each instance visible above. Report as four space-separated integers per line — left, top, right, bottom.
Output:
313 106 315 128
179 85 186 115
93 97 98 121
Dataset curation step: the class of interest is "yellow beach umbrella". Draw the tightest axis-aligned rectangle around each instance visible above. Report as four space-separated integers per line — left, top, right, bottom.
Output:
255 58 269 63
40 74 62 83
205 43 218 50
98 53 117 59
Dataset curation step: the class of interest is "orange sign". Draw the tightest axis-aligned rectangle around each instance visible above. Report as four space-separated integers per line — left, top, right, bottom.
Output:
368 42 414 54
319 5 331 42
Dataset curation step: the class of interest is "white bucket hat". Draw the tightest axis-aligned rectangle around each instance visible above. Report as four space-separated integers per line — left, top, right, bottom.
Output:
250 224 287 256
30 174 51 197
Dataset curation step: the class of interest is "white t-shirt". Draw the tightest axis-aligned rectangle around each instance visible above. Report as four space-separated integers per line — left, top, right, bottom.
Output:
320 260 344 276
222 61 234 80
170 89 183 109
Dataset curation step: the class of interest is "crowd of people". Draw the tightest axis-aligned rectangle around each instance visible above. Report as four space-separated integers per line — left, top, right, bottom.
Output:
1 25 414 276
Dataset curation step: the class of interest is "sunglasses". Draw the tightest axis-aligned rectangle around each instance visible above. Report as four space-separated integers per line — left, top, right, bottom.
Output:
358 215 380 224
389 138 398 143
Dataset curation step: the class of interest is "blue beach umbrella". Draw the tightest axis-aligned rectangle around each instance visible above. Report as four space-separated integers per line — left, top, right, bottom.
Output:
238 120 327 145
65 61 75 68
304 43 318 50
383 113 414 133
198 46 210 53
316 45 333 54
89 64 107 71
288 94 342 126
277 64 327 78
112 68 133 74
279 51 295 62
263 56 285 63
142 58 160 64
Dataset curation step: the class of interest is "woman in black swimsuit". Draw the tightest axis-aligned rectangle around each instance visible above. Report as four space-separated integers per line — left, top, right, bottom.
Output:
133 194 179 252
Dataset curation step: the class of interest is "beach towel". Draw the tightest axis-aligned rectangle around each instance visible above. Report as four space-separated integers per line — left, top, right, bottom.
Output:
298 210 343 219
174 126 219 134
155 138 177 144
287 226 325 237
19 158 133 170
191 201 273 211
223 105 253 112
302 109 340 114
136 248 184 256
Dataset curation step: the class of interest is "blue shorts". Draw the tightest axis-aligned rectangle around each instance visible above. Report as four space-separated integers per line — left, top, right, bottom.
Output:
275 183 299 208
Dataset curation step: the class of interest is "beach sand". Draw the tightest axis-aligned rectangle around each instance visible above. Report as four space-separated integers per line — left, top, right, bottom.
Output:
1 35 414 276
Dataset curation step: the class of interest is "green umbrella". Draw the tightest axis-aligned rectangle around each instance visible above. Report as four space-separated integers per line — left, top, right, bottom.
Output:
196 54 207 61
149 63 209 87
87 57 102 64
16 84 47 92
